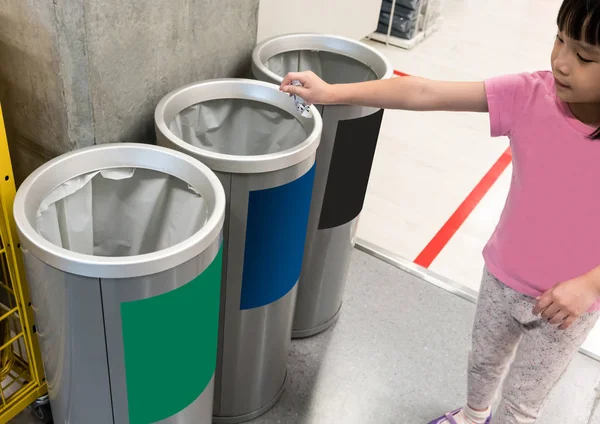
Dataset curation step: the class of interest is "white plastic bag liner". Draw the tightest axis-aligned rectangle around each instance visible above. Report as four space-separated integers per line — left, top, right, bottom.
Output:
169 98 309 156
267 50 378 85
36 168 208 257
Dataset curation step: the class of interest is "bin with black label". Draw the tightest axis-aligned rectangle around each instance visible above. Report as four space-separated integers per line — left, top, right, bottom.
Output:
154 79 322 423
252 34 393 338
13 143 226 424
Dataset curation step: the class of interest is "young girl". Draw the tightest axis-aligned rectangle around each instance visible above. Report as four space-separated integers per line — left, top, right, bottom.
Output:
281 0 600 423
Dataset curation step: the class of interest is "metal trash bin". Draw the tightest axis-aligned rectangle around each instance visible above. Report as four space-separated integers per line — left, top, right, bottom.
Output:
154 79 322 423
13 143 225 424
252 34 393 338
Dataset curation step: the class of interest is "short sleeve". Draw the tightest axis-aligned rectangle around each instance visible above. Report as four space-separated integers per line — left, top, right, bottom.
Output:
484 73 535 137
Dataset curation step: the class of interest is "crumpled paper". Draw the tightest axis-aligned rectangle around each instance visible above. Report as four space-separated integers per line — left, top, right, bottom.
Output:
290 80 312 118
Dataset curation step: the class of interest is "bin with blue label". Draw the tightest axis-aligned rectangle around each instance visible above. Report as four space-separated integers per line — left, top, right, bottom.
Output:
154 79 322 423
252 34 393 338
13 143 226 424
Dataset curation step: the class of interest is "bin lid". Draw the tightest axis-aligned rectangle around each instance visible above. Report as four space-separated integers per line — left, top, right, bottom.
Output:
155 79 322 174
13 143 226 279
252 33 393 85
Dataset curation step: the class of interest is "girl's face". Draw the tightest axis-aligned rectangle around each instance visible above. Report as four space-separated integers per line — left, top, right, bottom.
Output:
552 31 600 104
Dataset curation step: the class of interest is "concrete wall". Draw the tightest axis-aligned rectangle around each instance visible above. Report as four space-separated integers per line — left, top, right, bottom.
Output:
0 0 259 184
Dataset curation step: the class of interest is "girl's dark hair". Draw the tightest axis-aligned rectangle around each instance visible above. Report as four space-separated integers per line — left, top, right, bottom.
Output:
557 0 600 139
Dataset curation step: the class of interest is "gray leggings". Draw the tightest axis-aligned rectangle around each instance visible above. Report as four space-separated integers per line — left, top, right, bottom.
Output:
468 269 599 424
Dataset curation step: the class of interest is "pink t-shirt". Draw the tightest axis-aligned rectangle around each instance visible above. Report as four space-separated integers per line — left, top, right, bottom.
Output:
483 70 600 311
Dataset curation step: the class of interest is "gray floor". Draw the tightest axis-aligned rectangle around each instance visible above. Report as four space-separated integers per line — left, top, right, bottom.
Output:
13 250 600 423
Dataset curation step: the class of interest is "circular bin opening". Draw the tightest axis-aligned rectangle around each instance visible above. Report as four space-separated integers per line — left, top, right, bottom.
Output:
268 50 378 85
36 168 208 257
170 98 308 156
252 34 393 85
155 79 322 174
14 143 225 278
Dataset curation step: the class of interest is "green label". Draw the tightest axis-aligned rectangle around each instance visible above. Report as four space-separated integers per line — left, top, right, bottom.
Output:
121 247 222 423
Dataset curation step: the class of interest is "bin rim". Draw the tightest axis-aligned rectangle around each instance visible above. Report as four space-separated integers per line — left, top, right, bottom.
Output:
252 33 394 84
154 78 322 174
13 143 226 279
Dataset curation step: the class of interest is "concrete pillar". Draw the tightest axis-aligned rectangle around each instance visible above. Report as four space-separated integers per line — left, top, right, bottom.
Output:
0 0 259 184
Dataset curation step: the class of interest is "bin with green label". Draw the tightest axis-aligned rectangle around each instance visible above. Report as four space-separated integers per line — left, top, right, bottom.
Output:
13 143 226 424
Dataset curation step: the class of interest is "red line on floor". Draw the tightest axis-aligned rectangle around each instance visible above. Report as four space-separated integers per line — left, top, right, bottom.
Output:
414 147 513 268
394 70 410 77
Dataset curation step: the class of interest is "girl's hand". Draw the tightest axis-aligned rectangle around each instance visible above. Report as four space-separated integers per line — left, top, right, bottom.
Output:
533 275 600 330
280 71 336 105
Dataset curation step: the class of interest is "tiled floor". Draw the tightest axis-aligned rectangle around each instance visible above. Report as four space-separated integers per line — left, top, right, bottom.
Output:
429 165 512 292
13 250 600 423
357 0 600 357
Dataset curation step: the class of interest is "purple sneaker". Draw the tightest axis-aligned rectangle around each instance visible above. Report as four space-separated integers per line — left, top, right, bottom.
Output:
428 407 492 424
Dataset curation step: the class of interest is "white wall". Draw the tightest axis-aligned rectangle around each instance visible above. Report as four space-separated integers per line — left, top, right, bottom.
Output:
257 0 383 42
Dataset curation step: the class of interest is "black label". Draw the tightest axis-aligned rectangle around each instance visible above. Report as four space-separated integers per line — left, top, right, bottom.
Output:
318 109 384 230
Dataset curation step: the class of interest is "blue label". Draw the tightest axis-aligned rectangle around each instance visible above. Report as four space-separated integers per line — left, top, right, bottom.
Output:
240 164 315 310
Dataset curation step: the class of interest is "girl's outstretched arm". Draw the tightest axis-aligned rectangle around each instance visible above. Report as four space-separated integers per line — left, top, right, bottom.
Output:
280 71 489 113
